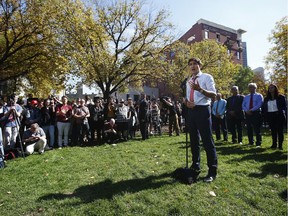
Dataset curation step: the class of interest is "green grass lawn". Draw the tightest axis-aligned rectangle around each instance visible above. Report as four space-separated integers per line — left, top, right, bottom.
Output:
0 130 287 216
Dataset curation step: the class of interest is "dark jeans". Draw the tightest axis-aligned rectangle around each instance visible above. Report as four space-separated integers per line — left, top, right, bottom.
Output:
139 120 149 140
227 117 243 143
245 112 262 146
116 121 128 140
267 112 285 148
72 121 91 145
169 114 180 135
186 106 218 176
214 115 228 141
90 120 104 141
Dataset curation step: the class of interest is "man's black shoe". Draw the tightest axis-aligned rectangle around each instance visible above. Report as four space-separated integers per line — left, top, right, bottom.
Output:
203 175 216 183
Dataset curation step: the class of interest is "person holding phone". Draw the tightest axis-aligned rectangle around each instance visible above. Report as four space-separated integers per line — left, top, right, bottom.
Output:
23 123 47 155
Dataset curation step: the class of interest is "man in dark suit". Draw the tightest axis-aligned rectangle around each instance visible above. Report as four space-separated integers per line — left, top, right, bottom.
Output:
226 86 244 144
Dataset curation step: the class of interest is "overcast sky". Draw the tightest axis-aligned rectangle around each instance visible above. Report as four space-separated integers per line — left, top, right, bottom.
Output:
148 0 287 70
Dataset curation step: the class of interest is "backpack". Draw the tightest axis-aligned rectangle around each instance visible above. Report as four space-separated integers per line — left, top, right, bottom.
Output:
4 149 19 160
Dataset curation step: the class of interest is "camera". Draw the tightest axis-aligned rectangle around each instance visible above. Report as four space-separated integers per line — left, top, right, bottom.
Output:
160 96 170 108
160 96 169 103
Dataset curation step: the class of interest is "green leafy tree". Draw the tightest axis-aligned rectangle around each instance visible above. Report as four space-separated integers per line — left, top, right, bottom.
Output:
234 66 254 95
162 40 240 97
0 0 73 96
265 16 288 93
64 0 174 99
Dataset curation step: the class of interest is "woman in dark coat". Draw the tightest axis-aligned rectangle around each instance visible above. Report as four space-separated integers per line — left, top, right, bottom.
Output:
262 84 286 150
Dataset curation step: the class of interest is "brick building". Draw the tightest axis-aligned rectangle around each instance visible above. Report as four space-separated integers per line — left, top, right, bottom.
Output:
179 18 247 65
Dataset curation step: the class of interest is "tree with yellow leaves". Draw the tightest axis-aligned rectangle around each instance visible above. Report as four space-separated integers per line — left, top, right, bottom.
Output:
265 16 288 93
64 0 174 99
160 39 240 98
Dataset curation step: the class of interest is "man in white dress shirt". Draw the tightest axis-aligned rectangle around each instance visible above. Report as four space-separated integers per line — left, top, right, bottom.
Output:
185 57 217 183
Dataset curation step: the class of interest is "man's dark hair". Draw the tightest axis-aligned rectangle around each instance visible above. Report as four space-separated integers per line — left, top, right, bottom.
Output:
188 57 202 66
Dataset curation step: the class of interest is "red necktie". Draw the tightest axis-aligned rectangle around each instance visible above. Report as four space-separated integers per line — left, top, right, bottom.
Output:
249 94 253 110
189 76 197 102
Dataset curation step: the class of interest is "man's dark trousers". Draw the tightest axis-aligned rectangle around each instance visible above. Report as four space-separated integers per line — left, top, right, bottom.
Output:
245 112 262 146
227 117 243 143
214 115 228 141
186 105 218 176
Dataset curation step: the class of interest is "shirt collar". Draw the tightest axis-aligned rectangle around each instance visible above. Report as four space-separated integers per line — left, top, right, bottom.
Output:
192 70 202 79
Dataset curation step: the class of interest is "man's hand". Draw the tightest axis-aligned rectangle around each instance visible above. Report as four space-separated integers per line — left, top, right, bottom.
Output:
186 101 196 109
246 111 253 115
192 82 201 91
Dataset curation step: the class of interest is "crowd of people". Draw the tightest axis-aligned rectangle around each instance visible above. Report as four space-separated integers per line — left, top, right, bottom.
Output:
0 82 286 160
0 93 183 156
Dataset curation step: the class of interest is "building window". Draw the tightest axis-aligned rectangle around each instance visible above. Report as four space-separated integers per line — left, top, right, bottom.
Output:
204 31 209 39
237 40 241 47
216 34 220 42
237 51 240 59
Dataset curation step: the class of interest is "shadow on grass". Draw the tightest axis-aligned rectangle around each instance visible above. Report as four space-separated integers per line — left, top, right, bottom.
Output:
248 162 287 178
39 172 173 204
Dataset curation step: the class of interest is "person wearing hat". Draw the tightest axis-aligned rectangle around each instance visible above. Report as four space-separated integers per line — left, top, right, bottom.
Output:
25 99 41 128
184 57 218 183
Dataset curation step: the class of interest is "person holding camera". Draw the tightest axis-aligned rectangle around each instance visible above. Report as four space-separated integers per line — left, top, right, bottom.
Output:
23 123 47 155
2 95 23 150
184 57 217 183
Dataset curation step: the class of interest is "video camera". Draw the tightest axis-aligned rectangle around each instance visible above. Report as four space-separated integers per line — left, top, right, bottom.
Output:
159 96 170 108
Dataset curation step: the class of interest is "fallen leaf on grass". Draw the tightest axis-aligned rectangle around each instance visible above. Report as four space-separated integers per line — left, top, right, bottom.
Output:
0 203 4 207
38 208 44 212
90 176 95 179
224 189 229 193
209 191 216 197
274 174 279 178
6 191 11 194
44 159 49 163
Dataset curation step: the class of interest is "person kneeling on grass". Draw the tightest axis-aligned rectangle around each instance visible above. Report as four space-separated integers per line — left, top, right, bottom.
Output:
103 118 118 144
23 123 47 155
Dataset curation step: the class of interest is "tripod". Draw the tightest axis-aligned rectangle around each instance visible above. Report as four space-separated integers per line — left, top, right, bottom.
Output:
12 109 25 158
